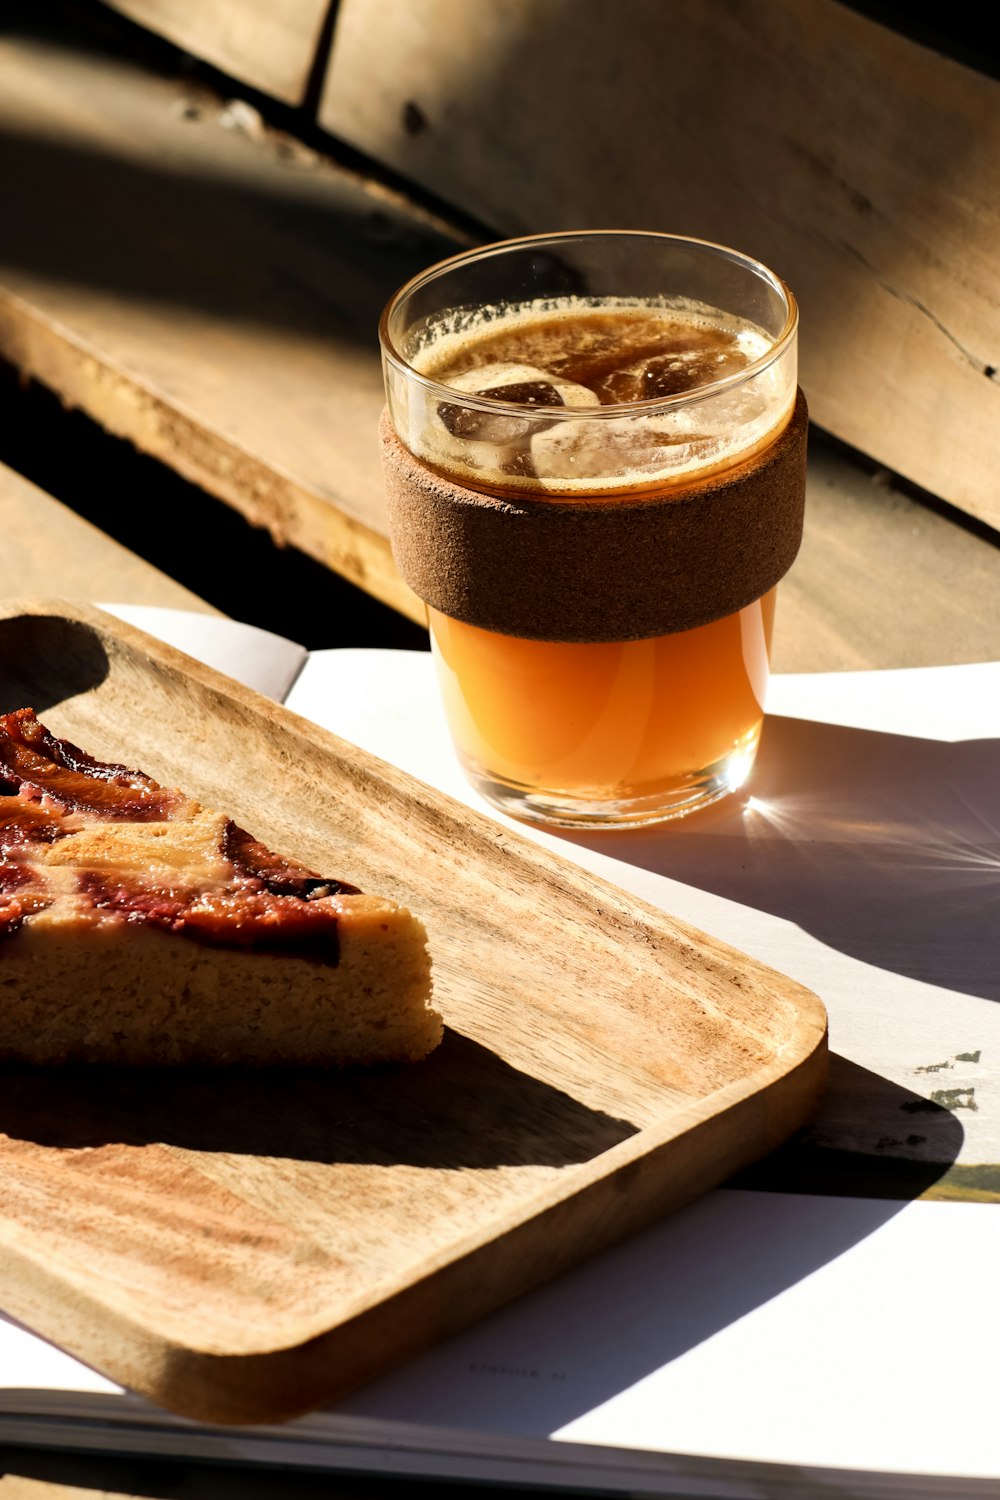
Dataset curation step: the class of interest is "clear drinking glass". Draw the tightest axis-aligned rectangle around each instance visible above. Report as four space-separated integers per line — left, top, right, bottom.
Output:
379 231 802 829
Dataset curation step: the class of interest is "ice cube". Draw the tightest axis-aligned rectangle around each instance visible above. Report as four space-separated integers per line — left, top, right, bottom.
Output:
529 375 779 489
530 410 729 487
443 362 600 407
592 332 752 404
435 362 598 443
531 417 658 485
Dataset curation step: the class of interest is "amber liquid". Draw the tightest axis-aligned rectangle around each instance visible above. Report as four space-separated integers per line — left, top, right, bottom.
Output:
419 306 787 824
429 592 774 820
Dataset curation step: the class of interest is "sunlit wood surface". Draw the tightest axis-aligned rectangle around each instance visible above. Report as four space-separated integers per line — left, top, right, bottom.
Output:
0 461 216 614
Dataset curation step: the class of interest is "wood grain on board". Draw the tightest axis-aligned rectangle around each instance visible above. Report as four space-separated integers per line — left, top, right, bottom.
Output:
101 0 333 105
0 599 826 1423
322 0 1000 534
0 461 216 614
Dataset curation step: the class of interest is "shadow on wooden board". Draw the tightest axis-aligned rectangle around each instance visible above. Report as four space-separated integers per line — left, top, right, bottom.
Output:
100 0 335 106
0 1032 638 1170
0 4 462 626
0 122 450 345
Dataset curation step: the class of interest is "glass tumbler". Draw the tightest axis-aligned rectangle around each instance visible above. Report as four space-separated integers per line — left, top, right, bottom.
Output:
379 231 804 828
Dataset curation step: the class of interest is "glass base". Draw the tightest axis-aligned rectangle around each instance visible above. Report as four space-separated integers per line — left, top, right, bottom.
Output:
460 722 763 830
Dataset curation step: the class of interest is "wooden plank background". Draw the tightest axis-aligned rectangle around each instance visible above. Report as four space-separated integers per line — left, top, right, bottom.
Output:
0 13 457 624
101 0 333 104
0 5 997 673
321 0 1000 535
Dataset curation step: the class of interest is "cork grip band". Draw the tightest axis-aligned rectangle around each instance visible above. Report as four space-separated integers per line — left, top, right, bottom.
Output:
381 389 808 643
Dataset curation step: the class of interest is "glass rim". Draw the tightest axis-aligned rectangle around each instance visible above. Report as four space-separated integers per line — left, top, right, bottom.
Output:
378 228 798 420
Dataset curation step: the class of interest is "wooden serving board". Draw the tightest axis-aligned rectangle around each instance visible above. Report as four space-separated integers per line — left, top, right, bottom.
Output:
0 600 827 1425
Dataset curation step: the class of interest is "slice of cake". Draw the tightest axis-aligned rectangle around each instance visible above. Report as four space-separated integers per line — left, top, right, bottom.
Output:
0 708 441 1067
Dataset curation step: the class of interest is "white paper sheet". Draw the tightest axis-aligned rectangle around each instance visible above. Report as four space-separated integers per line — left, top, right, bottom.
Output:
338 1189 1000 1480
289 650 1000 1170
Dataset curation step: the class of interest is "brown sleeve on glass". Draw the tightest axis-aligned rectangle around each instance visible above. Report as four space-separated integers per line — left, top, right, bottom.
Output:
380 390 808 643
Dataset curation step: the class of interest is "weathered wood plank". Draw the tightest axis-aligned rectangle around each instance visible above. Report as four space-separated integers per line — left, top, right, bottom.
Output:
0 11 997 672
0 14 454 627
778 438 1000 672
0 460 216 614
322 0 1000 534
101 0 332 105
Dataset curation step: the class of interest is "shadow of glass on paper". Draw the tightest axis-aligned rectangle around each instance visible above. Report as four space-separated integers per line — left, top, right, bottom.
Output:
566 714 1000 1004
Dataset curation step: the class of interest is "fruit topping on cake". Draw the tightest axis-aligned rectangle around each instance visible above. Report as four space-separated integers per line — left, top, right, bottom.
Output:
0 708 440 1067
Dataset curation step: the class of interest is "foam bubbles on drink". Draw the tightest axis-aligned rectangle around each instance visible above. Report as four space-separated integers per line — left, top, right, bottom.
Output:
408 299 795 494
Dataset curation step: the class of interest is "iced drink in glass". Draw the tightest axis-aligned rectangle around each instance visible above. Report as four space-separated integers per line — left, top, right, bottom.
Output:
379 232 805 828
